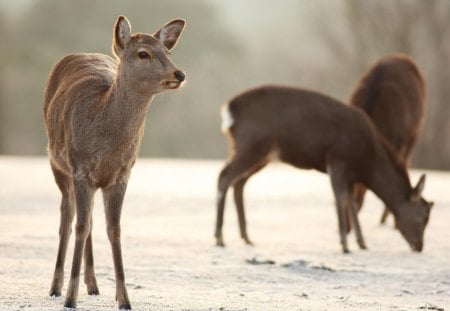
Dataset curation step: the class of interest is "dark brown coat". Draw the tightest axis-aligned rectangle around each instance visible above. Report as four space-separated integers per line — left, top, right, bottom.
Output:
216 85 432 253
350 54 426 223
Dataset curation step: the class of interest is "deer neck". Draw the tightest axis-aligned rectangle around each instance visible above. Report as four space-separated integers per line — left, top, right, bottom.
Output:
103 72 155 139
365 145 411 216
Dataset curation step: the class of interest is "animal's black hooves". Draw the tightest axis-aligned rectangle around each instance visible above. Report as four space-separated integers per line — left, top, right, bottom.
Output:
243 238 254 246
49 290 61 297
64 299 77 309
216 237 225 247
343 249 351 254
119 303 132 310
88 288 100 296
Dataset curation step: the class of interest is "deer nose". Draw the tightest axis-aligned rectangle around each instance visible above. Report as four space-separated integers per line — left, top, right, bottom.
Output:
174 70 185 82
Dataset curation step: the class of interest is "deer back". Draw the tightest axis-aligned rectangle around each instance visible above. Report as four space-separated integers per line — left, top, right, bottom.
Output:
226 86 380 175
350 54 425 161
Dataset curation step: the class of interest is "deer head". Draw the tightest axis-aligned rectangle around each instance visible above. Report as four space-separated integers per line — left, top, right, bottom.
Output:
395 174 433 252
112 16 186 96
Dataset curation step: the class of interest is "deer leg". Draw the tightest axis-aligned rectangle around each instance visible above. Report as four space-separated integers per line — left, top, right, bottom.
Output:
64 178 95 309
49 166 75 297
352 183 367 212
380 207 390 224
84 215 99 295
327 162 351 253
347 183 367 233
233 161 267 246
216 151 269 247
348 194 367 250
215 184 228 247
233 177 252 245
103 182 131 310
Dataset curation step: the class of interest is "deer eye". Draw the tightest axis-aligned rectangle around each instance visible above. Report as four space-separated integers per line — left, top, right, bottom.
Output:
138 51 150 59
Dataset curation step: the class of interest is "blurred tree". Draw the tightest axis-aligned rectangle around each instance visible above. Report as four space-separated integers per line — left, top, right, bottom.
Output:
310 0 450 169
1 0 242 157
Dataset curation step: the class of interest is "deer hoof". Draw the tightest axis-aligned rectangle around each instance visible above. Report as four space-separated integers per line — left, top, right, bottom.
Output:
64 299 77 309
216 236 225 247
88 288 99 296
243 237 254 246
49 290 61 297
119 303 132 310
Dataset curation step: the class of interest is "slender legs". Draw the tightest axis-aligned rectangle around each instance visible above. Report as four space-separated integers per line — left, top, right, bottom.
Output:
84 215 99 295
233 177 252 245
63 178 95 308
49 167 75 297
103 182 131 310
50 168 131 309
215 151 269 247
327 161 367 253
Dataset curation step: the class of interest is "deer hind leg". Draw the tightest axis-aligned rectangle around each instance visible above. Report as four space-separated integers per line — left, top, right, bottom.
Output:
102 181 131 310
216 145 270 247
233 161 268 246
64 178 95 309
84 214 99 295
49 166 75 297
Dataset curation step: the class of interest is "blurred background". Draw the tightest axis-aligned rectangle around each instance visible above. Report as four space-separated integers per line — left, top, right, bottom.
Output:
0 0 449 169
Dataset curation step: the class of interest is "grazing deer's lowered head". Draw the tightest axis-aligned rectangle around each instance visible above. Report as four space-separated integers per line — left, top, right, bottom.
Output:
45 15 186 310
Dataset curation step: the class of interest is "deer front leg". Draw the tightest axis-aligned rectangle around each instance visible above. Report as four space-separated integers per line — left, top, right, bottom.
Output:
49 166 75 297
103 182 131 310
348 192 367 250
50 194 75 297
327 162 351 253
84 214 99 295
64 178 95 308
380 207 390 224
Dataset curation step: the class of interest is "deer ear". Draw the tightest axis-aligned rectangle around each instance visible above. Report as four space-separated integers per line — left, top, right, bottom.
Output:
411 174 426 200
113 16 131 58
154 19 185 51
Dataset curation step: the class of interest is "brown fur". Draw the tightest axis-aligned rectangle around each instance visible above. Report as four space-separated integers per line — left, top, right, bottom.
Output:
349 54 426 224
215 85 432 253
45 16 186 310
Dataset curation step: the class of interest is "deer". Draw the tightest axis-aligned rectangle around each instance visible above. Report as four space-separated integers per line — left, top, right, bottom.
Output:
349 53 426 225
44 16 185 310
215 85 433 254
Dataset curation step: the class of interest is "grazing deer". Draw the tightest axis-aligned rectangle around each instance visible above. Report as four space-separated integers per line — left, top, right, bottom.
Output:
44 16 185 309
349 54 426 225
215 85 433 253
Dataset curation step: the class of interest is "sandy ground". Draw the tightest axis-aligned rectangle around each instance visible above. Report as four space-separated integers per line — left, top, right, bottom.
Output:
0 157 449 311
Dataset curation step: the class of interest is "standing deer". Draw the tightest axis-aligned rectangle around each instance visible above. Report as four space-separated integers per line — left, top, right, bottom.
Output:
349 54 426 225
44 16 185 309
215 85 433 253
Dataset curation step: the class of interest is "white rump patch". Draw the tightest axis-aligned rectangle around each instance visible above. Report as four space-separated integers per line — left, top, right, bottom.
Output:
220 104 234 133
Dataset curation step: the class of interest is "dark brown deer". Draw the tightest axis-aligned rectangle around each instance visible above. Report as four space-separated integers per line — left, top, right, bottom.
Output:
215 85 433 253
44 16 185 310
349 54 426 224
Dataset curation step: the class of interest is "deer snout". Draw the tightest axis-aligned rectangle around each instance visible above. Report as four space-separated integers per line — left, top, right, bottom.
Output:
411 240 423 252
174 70 185 82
